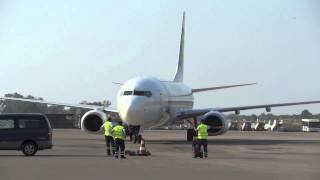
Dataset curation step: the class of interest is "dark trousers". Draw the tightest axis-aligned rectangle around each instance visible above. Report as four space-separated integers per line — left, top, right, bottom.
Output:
114 138 125 157
198 139 208 156
133 134 138 143
105 135 115 155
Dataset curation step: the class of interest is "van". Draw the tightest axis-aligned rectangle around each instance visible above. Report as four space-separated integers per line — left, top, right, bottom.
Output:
0 113 53 156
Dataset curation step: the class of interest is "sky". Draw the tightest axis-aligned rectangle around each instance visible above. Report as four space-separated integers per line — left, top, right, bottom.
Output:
0 0 319 115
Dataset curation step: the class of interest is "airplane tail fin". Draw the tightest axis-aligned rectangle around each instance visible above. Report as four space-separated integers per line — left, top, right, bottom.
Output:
173 12 185 82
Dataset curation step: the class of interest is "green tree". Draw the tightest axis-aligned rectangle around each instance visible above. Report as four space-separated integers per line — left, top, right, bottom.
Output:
301 109 312 118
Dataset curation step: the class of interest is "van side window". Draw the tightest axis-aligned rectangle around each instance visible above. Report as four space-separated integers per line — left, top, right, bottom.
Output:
19 119 42 129
0 119 15 129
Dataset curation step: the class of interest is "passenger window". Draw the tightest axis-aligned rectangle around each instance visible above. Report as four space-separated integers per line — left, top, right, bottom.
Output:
19 119 42 129
0 119 15 129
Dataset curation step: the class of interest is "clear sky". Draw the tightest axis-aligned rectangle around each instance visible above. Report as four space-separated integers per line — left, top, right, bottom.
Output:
0 0 319 115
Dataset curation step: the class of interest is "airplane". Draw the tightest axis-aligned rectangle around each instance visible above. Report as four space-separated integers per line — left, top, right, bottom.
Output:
2 12 320 141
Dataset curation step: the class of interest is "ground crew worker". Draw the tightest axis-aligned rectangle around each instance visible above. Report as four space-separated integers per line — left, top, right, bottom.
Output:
101 116 115 156
196 119 208 158
112 121 126 159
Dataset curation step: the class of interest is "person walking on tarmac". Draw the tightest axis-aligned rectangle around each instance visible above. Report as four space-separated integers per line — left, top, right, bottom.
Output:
196 119 209 158
101 116 115 156
112 121 126 159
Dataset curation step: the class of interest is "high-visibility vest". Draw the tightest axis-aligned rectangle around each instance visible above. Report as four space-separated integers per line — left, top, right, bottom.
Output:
104 121 112 136
197 123 208 139
112 125 125 140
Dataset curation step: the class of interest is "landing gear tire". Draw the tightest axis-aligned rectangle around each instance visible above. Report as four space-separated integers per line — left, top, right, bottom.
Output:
187 129 195 142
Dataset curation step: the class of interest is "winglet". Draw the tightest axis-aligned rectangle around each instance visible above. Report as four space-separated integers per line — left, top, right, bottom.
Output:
173 12 185 82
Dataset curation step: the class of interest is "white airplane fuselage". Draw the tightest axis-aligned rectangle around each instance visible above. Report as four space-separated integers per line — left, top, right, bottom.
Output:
117 77 194 128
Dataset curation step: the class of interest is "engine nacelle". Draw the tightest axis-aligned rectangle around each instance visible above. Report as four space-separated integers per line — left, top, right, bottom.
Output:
80 110 106 134
201 111 230 136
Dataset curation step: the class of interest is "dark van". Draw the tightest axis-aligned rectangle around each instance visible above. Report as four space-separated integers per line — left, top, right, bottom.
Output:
0 113 53 156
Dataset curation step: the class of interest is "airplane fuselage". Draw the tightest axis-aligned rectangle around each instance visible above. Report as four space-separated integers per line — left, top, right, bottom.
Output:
117 77 194 128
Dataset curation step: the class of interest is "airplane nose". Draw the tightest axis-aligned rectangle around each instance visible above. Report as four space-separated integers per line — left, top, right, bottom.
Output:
121 98 144 125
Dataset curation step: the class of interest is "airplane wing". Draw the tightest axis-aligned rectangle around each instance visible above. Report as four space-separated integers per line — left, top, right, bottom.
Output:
0 97 119 117
191 83 257 93
176 100 320 119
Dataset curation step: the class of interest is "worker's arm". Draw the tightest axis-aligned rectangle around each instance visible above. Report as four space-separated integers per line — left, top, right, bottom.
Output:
100 122 105 130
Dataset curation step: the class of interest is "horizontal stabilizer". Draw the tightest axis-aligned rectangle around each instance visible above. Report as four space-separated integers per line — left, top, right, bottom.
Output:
192 83 257 93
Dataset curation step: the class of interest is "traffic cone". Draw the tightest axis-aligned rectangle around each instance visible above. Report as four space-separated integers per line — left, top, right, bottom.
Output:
137 138 151 156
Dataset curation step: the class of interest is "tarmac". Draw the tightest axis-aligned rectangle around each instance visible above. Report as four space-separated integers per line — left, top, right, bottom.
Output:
1 129 320 180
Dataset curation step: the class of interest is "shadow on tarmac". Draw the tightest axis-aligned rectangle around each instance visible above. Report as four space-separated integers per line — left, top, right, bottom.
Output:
145 139 320 146
0 154 109 158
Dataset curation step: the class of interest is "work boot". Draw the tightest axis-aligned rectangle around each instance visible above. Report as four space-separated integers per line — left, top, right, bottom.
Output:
120 155 126 159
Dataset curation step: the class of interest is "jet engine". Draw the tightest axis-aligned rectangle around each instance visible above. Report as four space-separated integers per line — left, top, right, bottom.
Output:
80 110 106 134
201 111 230 136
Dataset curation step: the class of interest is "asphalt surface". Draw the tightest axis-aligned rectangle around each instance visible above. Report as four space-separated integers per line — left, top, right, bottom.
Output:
1 130 320 180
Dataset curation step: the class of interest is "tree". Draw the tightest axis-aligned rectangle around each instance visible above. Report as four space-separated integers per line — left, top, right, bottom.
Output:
301 109 312 118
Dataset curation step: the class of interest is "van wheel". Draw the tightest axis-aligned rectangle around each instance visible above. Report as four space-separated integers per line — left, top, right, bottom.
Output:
22 141 38 156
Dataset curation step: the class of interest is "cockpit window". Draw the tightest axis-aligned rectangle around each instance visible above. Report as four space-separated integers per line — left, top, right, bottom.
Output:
122 90 152 97
133 91 144 96
123 91 133 95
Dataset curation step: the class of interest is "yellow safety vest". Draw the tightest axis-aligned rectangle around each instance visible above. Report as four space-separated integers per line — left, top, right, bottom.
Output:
197 123 208 140
112 125 125 140
104 121 112 136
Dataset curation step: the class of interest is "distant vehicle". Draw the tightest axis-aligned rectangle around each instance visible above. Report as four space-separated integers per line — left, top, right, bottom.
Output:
302 119 320 132
0 114 53 156
278 120 301 132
